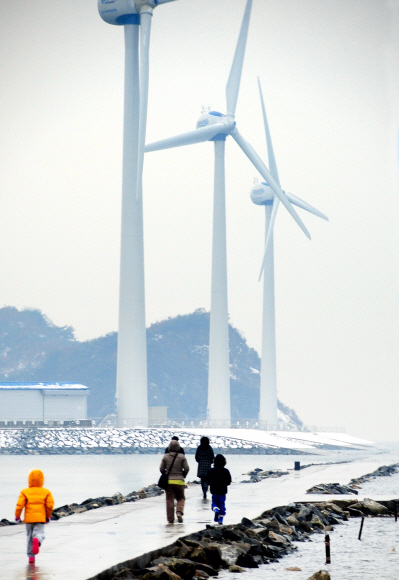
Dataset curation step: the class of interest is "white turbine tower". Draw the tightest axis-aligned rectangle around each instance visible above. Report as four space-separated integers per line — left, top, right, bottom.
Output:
251 79 328 427
98 0 177 426
145 0 315 424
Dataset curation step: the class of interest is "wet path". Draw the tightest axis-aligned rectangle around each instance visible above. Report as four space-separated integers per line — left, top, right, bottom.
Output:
1 451 398 580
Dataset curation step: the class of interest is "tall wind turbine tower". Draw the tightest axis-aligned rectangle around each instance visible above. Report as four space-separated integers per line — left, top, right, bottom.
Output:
145 5 321 428
98 0 177 426
252 80 328 427
145 0 260 424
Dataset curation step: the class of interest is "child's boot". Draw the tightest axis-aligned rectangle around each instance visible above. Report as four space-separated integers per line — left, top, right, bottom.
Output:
28 556 35 564
218 516 224 525
32 537 40 555
213 507 220 522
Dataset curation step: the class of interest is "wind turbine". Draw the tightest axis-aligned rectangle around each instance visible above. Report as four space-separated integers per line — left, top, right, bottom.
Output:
145 0 313 424
250 79 328 427
98 0 177 426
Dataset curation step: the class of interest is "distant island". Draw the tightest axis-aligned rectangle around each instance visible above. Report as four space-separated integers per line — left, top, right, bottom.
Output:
0 307 302 427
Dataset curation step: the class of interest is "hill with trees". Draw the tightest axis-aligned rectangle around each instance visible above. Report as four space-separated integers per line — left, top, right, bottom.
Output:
0 307 302 426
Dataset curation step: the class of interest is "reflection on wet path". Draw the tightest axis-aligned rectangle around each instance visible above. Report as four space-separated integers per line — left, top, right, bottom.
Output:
19 564 52 580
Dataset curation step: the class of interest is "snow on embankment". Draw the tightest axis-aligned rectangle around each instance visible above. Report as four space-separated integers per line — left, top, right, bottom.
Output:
173 428 374 450
0 428 372 455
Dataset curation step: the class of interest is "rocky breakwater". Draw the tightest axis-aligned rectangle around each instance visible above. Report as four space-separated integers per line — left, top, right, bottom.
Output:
51 484 164 521
241 468 289 483
0 484 165 527
349 463 399 487
0 428 302 455
306 462 399 495
89 497 398 580
306 483 358 495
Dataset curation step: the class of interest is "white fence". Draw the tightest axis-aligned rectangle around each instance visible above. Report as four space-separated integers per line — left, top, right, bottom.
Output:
0 417 345 433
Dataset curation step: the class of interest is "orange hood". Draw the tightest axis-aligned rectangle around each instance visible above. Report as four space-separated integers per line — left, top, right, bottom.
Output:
28 469 44 488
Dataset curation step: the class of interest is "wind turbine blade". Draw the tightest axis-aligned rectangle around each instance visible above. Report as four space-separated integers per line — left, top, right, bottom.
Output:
136 9 152 201
226 0 253 117
145 123 226 152
259 198 279 281
232 128 311 240
285 192 329 221
258 77 279 185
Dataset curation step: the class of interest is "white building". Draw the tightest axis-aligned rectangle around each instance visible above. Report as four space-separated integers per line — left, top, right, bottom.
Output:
0 383 89 421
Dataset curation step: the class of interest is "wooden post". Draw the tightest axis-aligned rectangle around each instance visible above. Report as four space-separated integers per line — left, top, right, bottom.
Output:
325 533 331 564
358 517 365 540
394 501 397 523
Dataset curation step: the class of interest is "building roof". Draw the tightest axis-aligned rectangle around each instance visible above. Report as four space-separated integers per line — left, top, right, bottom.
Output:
0 382 89 391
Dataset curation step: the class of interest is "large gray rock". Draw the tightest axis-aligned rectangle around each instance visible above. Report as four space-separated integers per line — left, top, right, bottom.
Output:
235 553 259 569
267 531 290 547
190 547 208 565
297 506 313 522
307 571 330 580
202 545 223 570
228 566 244 573
222 528 243 542
244 528 269 540
329 499 357 509
326 502 345 515
193 563 219 577
361 498 389 516
155 565 183 580
310 515 324 529
219 545 245 566
150 558 196 580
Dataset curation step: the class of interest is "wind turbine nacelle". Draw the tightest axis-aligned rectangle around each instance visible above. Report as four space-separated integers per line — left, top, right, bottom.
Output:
250 182 274 205
196 111 225 129
98 0 138 25
98 0 177 24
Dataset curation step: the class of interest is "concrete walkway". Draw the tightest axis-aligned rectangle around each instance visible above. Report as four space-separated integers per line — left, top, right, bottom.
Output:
0 455 396 580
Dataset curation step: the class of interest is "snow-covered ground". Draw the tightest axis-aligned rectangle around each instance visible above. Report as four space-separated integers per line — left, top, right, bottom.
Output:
0 427 373 453
172 428 374 450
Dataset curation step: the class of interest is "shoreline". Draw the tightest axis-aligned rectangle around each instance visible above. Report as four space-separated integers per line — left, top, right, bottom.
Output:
86 495 399 580
1 451 398 580
81 462 399 580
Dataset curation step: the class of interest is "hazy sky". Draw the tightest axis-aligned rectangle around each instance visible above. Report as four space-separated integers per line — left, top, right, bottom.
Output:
1 0 399 441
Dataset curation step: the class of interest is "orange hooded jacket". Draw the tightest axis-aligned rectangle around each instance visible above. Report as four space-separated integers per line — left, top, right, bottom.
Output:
15 470 54 523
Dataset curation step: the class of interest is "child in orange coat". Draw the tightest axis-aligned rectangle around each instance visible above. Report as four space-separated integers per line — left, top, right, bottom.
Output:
15 470 54 564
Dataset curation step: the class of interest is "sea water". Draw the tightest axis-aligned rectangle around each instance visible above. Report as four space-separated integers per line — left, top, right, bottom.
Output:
216 508 399 580
1 442 396 522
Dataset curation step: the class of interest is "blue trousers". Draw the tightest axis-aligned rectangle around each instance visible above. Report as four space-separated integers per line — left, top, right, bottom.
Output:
211 494 226 516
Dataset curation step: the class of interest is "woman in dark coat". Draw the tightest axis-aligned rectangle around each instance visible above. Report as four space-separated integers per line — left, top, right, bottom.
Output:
195 436 214 499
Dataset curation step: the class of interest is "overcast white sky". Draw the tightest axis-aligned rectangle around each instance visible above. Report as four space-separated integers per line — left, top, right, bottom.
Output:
1 0 399 441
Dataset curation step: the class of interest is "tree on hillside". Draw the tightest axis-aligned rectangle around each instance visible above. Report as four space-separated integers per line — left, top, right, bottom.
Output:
0 307 302 426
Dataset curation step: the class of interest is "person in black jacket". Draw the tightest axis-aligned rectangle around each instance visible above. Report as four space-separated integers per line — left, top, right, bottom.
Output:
165 436 185 455
195 437 214 500
206 454 231 525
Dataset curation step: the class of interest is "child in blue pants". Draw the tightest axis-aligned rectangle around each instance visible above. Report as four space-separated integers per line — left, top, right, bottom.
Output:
206 454 231 525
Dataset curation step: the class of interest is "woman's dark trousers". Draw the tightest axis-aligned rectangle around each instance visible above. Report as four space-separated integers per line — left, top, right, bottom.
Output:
200 477 209 498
